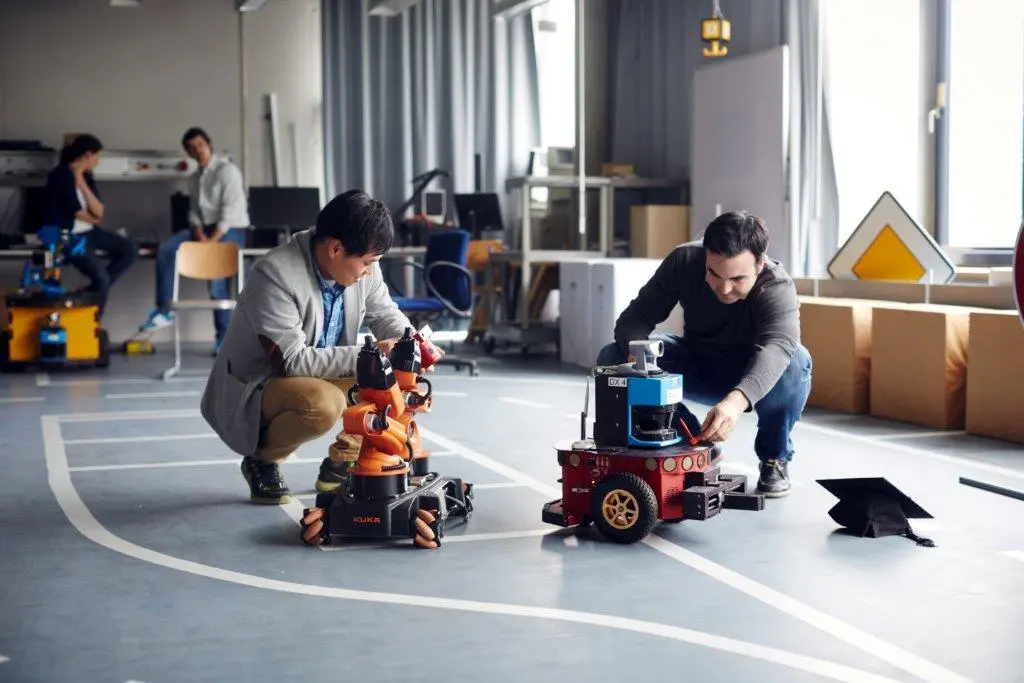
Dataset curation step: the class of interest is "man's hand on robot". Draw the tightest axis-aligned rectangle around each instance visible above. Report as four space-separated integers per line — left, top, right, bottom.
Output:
375 338 399 356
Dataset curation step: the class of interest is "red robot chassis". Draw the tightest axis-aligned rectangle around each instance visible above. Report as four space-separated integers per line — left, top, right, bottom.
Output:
542 340 766 544
543 439 762 544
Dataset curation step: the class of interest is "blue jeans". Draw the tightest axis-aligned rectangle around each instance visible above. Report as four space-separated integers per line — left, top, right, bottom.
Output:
155 226 247 340
66 226 138 316
595 334 812 463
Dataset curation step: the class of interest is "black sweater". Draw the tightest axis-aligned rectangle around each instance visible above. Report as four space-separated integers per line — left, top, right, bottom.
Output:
613 242 802 408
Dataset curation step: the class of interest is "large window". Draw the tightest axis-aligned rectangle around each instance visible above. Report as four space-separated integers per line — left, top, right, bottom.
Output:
822 0 924 243
945 0 1024 248
531 0 576 150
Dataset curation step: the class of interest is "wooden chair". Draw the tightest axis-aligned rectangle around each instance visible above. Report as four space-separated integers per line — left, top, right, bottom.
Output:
466 239 504 345
161 241 243 380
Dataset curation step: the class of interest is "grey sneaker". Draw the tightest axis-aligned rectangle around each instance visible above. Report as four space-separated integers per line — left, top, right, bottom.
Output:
315 457 352 492
756 459 791 497
240 457 292 504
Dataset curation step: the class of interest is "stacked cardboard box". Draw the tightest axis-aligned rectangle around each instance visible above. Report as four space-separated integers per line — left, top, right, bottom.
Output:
868 303 977 429
630 205 690 258
965 310 1024 444
798 296 874 414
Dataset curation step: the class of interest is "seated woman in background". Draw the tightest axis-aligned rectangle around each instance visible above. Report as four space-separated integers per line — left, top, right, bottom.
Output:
43 134 137 315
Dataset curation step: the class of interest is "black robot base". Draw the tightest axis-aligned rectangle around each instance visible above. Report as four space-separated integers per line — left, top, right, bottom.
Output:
301 472 474 549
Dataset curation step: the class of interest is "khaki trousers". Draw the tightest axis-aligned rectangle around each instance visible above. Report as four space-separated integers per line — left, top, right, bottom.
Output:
255 376 362 463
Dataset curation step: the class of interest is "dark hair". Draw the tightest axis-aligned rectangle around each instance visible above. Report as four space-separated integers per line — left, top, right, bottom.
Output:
181 126 211 149
702 210 769 261
59 134 103 164
313 189 394 256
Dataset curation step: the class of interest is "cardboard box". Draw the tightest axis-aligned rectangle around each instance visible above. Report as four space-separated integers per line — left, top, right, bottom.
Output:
630 205 690 259
798 296 873 413
601 162 635 177
965 310 1024 444
869 303 975 429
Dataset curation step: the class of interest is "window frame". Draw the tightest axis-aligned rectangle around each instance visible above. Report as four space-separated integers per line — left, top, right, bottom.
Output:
933 0 1017 266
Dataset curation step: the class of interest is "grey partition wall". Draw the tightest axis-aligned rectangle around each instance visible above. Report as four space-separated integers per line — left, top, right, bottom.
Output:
691 46 791 267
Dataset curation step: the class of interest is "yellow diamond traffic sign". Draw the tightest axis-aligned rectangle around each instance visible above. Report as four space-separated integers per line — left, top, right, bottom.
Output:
851 224 926 281
828 192 955 283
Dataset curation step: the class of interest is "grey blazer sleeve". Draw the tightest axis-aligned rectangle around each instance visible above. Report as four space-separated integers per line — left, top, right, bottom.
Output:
362 263 414 341
243 265 358 378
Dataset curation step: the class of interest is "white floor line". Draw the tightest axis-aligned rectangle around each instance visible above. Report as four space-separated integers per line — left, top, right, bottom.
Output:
63 433 218 446
321 528 555 551
59 409 202 422
105 391 202 400
799 421 1024 482
63 457 315 473
39 413 908 683
440 375 586 387
280 499 306 526
35 372 50 386
0 396 44 404
0 655 7 664
43 376 205 387
497 396 551 409
998 550 1024 563
873 430 967 440
65 459 238 473
430 391 467 397
418 427 973 683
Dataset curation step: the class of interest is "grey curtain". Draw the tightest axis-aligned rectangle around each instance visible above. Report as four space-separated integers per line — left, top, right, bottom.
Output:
322 0 541 216
784 0 839 277
606 0 838 276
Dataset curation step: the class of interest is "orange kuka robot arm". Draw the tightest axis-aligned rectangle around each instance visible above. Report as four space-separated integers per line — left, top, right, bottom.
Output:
393 369 433 414
342 385 408 456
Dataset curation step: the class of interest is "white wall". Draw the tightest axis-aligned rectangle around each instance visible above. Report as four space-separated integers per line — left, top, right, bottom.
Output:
0 0 324 345
0 0 323 191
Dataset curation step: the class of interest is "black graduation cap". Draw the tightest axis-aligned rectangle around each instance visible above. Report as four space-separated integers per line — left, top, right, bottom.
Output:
816 477 936 547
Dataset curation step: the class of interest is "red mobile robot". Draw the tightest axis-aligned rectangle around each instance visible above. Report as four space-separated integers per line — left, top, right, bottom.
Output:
542 340 765 544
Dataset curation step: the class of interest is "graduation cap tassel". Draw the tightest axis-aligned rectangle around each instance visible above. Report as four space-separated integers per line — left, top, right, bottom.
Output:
902 525 935 548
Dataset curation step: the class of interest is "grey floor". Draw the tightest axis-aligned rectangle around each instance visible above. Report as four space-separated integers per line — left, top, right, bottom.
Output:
2 343 1023 683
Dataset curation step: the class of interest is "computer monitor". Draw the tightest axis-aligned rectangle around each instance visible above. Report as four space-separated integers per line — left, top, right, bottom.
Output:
421 190 446 223
454 192 504 239
248 186 321 233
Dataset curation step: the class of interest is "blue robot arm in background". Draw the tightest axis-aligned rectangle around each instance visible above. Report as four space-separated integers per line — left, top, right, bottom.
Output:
19 225 87 297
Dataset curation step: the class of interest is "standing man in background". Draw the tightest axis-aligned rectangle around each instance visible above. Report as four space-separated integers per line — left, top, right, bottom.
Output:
137 127 249 355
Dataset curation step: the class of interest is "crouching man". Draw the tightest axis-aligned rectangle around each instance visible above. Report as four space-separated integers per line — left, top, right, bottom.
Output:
595 211 812 497
200 189 441 504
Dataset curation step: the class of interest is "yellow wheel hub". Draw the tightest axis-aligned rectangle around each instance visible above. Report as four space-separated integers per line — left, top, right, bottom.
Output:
601 489 639 530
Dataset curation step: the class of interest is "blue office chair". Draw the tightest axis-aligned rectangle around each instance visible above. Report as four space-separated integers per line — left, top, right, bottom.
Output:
389 229 479 375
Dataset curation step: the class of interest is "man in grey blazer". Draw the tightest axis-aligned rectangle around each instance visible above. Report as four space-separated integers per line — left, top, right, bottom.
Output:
200 189 435 504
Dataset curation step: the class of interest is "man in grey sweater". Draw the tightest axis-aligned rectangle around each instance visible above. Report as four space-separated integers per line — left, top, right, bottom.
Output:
595 211 812 497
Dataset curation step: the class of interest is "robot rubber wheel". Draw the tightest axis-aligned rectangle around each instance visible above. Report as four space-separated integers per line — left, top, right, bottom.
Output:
590 472 659 544
412 508 441 549
300 506 330 546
